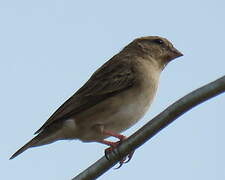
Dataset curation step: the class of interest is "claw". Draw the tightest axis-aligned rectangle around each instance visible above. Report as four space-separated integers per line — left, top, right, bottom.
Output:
114 161 123 169
100 140 135 168
104 148 111 160
97 131 135 168
124 151 134 163
104 143 120 161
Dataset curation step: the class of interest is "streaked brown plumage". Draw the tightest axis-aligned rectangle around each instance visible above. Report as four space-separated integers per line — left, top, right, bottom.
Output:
10 36 183 160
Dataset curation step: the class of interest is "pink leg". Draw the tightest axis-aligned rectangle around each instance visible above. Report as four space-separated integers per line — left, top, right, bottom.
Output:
97 130 134 169
98 139 120 147
101 130 126 141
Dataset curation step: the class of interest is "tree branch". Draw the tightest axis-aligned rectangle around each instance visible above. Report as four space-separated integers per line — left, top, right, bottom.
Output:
72 75 225 180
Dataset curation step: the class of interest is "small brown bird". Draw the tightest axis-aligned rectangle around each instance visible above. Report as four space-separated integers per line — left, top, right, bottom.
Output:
10 36 183 161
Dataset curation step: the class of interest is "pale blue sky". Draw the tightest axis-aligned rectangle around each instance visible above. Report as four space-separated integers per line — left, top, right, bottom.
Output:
1 1 225 180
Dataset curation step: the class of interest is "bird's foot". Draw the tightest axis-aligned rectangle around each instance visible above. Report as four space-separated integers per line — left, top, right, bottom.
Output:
98 131 135 169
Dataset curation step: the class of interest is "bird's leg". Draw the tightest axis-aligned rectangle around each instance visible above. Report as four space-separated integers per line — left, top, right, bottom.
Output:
102 130 126 141
97 130 134 169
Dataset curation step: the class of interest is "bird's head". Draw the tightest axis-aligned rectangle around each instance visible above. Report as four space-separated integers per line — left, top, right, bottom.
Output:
125 36 183 69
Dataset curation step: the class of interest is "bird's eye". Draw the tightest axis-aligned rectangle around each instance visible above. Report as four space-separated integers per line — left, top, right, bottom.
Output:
152 39 164 45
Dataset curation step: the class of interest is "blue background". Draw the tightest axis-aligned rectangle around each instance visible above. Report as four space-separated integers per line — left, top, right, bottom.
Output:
1 1 225 179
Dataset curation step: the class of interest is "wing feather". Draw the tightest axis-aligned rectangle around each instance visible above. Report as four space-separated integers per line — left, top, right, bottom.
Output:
35 56 135 134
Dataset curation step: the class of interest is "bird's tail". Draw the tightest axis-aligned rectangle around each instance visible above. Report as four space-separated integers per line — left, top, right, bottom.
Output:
10 134 42 159
9 128 62 160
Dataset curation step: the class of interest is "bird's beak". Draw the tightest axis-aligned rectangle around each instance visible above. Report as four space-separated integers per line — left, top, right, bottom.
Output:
171 47 183 58
168 47 183 61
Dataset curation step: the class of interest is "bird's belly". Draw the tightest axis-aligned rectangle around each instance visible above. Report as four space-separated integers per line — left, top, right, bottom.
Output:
102 98 150 133
72 84 157 142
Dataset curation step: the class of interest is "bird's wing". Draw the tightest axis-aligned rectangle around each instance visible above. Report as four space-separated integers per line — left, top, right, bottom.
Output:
34 56 136 134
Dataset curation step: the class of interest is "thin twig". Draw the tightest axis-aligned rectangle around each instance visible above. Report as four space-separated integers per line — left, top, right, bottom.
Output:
72 75 225 180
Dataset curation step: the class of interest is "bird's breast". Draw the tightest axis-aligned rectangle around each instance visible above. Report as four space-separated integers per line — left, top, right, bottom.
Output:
103 81 158 133
101 60 161 133
69 60 161 141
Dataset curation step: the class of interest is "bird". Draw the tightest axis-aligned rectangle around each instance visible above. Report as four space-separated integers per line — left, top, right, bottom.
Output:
10 36 183 162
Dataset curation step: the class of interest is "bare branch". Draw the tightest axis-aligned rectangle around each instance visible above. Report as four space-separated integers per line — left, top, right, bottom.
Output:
72 75 225 180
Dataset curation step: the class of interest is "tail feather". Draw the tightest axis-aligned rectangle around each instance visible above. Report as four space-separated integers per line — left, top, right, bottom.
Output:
9 135 41 160
10 128 62 160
